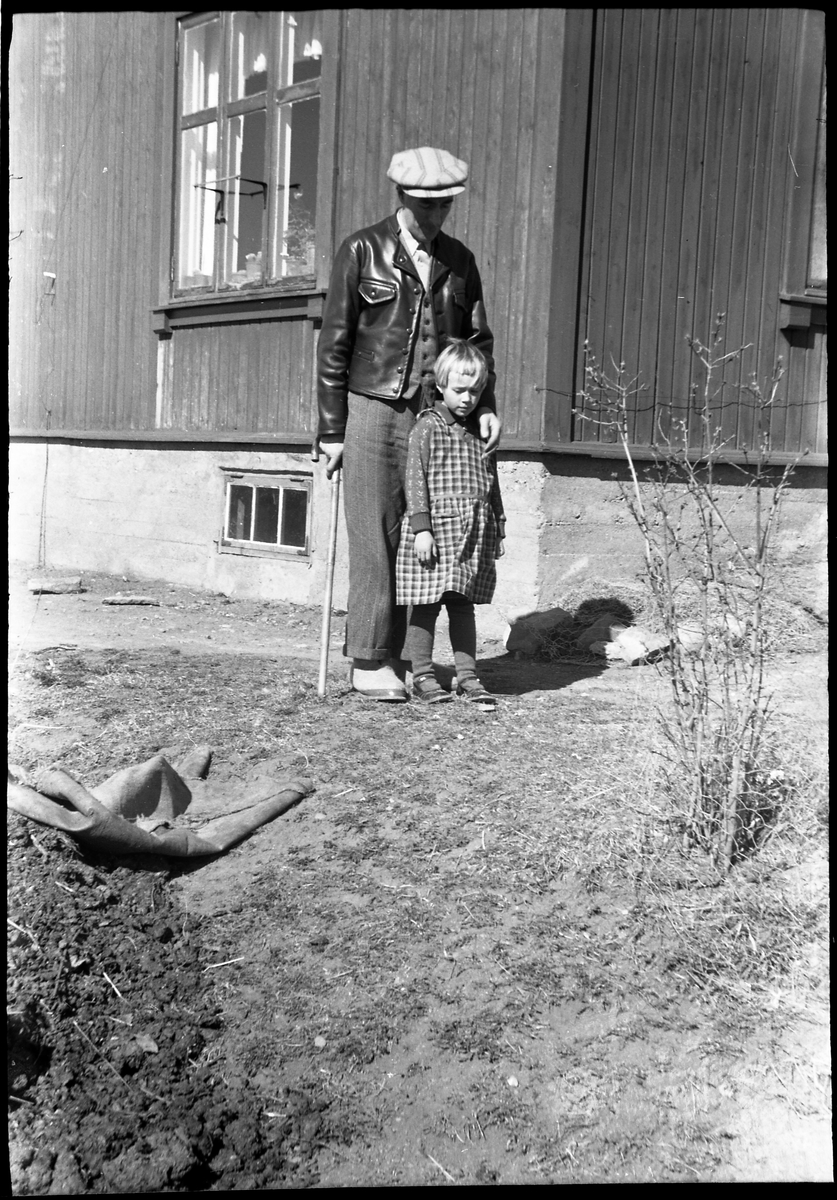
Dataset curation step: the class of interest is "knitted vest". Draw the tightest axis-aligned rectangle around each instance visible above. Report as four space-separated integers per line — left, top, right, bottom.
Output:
406 282 438 399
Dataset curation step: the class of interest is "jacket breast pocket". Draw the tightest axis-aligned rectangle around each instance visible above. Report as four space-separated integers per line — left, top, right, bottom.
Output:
358 278 397 305
452 288 469 312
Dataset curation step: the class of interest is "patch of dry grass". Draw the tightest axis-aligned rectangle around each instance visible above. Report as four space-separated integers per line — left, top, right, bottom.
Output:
7 648 319 782
7 637 829 1181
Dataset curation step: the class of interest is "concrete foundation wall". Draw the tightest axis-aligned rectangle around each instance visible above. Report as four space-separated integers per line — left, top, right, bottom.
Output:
536 456 829 618
9 443 347 609
8 444 544 640
9 444 827 635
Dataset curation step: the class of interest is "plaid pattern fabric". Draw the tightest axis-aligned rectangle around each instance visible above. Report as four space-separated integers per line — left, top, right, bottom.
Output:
395 409 504 606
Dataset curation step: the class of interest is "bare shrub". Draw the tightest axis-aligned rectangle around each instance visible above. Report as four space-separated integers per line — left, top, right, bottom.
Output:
576 317 805 873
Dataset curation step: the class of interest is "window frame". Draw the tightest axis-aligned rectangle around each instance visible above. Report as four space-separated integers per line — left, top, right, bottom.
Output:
780 9 826 325
155 9 340 326
218 468 313 559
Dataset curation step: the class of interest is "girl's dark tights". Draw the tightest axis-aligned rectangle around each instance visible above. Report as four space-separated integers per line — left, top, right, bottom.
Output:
407 592 477 680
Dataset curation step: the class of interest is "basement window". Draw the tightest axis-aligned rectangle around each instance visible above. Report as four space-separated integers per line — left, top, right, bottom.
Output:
219 470 311 557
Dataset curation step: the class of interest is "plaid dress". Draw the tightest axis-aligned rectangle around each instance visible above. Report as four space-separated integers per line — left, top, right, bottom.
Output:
395 407 505 606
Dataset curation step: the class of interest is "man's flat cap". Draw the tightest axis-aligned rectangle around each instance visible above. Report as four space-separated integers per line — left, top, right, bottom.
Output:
387 147 468 198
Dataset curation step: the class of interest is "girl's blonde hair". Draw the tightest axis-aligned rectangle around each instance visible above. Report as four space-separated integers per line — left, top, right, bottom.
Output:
434 339 489 390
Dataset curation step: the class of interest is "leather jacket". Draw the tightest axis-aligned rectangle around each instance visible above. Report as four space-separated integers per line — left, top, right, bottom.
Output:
316 214 495 441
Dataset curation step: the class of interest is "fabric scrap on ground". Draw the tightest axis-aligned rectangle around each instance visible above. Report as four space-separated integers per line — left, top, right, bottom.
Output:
7 748 313 857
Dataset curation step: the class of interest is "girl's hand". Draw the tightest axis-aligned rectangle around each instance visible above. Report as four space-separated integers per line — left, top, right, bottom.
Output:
495 537 505 560
414 531 437 567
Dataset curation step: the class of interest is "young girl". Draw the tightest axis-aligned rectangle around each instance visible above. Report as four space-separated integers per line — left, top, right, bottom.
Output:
395 340 505 708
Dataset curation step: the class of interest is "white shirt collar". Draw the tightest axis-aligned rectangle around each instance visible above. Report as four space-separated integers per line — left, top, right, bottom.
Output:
396 208 433 255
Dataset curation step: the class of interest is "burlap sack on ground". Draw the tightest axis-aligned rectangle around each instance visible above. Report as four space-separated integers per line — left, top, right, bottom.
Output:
7 749 312 857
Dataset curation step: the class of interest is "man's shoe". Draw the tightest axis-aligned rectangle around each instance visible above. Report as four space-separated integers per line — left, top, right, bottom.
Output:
350 660 408 702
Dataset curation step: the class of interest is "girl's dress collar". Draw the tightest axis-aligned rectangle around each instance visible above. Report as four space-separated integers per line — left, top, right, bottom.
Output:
428 401 478 434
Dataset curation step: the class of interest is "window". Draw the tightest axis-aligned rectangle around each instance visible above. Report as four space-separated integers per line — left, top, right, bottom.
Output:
220 470 312 557
781 10 826 305
807 71 826 291
176 11 325 295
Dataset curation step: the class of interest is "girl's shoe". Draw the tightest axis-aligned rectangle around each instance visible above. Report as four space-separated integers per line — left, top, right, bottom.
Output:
412 672 452 704
456 677 497 709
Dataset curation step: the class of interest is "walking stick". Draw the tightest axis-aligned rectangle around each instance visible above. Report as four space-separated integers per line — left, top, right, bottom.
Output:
317 467 342 699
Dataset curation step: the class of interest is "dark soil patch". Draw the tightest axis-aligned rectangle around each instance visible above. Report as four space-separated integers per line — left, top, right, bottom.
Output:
7 816 334 1193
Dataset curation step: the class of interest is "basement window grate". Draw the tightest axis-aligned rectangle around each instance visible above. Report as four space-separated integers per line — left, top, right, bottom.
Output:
219 470 311 558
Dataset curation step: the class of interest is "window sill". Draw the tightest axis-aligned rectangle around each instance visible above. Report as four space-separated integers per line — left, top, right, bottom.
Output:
153 287 325 333
780 291 827 305
216 541 310 561
779 292 827 330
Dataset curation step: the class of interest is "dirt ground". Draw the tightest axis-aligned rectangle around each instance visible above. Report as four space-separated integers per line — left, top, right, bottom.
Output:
7 565 832 1189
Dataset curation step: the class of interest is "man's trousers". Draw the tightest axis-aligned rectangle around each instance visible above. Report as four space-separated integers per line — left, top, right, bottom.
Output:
342 390 422 661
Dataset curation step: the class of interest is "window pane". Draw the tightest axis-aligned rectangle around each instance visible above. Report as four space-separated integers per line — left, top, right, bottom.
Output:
278 11 323 88
182 19 221 115
227 485 253 540
280 488 308 548
230 11 269 100
222 110 267 288
178 123 218 289
808 77 826 289
254 487 280 543
272 96 320 279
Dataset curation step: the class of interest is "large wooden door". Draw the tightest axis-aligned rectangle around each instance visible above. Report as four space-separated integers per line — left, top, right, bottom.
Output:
545 8 826 459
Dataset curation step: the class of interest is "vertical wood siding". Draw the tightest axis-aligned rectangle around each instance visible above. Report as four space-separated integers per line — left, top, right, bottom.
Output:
10 9 825 458
9 12 163 432
572 8 825 456
158 319 318 434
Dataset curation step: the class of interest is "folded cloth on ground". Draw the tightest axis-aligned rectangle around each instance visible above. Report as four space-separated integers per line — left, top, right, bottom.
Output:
7 750 313 857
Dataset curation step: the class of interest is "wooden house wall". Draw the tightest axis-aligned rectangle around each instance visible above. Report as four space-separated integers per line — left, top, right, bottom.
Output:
568 8 826 457
9 8 826 460
8 11 163 433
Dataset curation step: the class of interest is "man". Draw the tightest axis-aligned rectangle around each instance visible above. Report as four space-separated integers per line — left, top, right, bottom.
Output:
315 146 501 701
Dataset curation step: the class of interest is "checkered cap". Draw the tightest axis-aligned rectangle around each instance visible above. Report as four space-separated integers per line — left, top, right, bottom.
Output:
386 147 469 197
